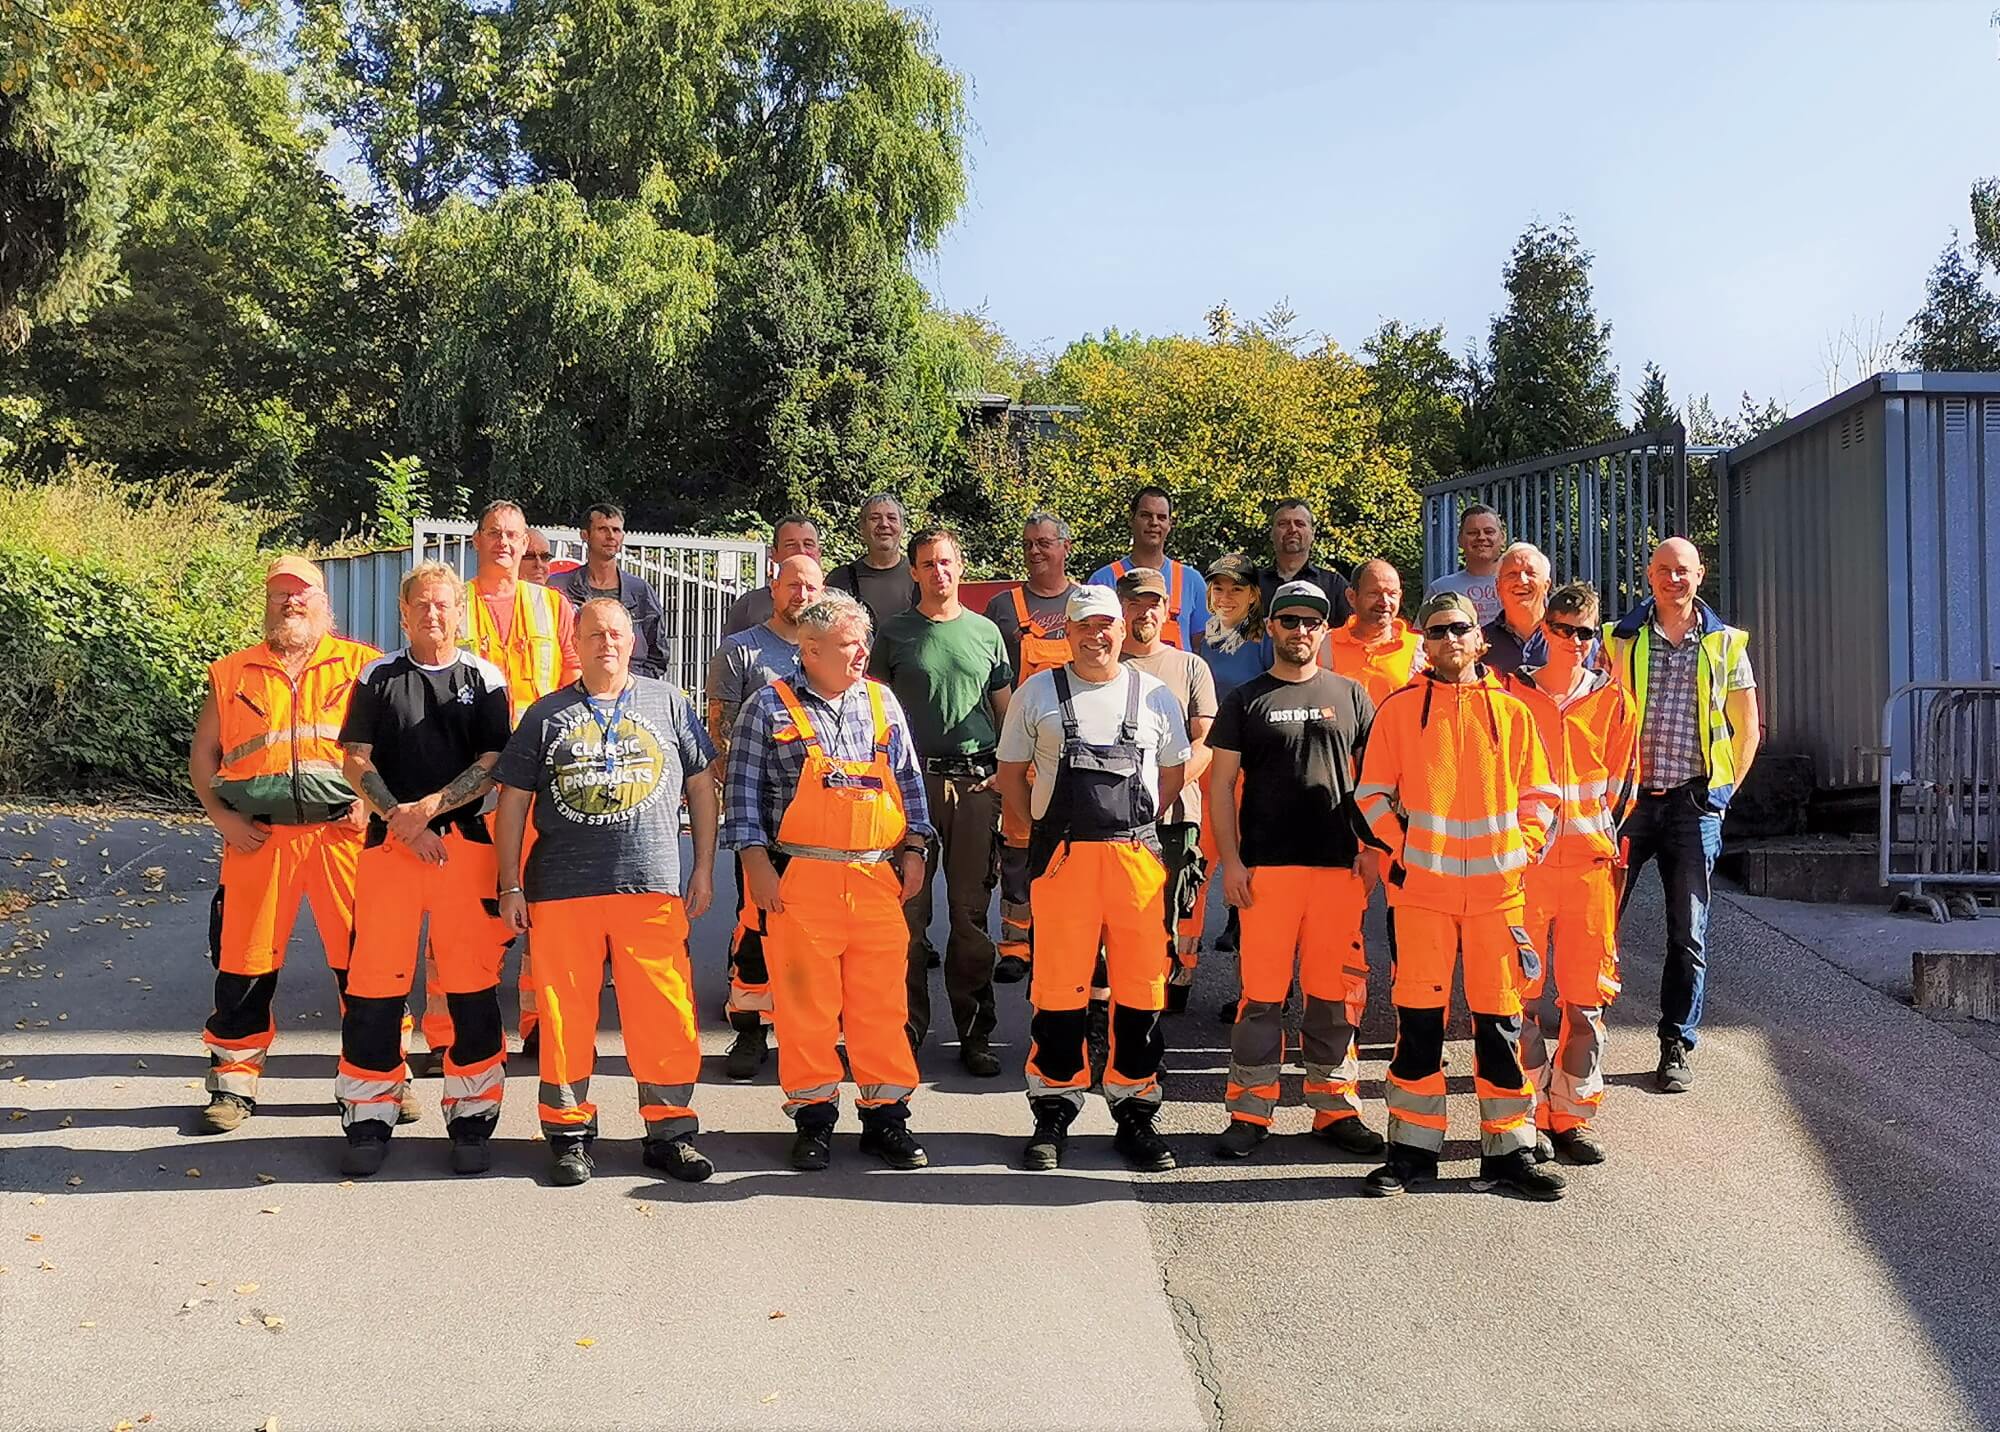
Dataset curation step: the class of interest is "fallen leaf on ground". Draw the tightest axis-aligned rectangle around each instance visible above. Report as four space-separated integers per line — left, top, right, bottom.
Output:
78 1320 95 1328
257 1418 280 1432
134 1060 146 1069
238 1316 254 1326
58 1116 72 1127
64 1175 80 1186
259 1206 280 1215
233 1282 258 1295
37 1259 53 1271
8 1112 24 1122
28 1195 45 1205
261 1314 284 1331
24 1233 41 1242
184 1168 201 1178
768 1310 785 1320
761 1392 779 1404
574 1337 595 1348
254 1173 276 1185
178 1297 207 1312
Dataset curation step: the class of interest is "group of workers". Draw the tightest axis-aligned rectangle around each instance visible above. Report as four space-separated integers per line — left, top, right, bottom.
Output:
189 488 1759 1201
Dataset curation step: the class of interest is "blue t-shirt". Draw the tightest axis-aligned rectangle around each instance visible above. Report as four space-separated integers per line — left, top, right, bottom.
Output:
1087 556 1210 654
1199 634 1273 702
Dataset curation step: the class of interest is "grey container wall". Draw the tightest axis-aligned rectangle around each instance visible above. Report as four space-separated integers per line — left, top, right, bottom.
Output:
1724 372 2000 790
319 548 411 654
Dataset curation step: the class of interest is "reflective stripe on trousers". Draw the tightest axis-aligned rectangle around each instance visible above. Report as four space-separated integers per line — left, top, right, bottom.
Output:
442 1047 506 1123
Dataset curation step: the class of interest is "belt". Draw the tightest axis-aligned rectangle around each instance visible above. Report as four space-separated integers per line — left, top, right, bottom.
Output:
924 753 997 778
264 801 356 827
773 843 899 863
1641 778 1706 798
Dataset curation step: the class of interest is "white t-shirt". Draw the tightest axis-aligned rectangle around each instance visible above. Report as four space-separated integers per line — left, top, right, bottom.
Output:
1425 568 1502 626
997 663 1193 821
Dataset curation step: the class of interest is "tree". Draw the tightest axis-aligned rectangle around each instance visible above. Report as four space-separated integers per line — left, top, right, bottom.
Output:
1901 238 2000 371
1460 218 1621 469
1029 326 1422 578
1362 319 1464 487
1631 361 1676 434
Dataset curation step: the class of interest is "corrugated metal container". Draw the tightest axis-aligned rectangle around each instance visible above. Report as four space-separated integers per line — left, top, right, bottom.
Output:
1724 371 2000 789
319 548 410 653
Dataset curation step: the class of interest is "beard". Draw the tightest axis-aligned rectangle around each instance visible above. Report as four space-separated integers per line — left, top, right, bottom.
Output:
264 611 325 655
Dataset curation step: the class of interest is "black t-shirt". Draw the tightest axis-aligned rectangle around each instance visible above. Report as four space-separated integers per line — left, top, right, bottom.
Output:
1208 669 1374 868
828 557 918 625
339 649 514 846
1257 559 1353 626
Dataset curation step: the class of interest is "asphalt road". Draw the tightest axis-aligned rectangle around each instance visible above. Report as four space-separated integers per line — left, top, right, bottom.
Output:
2 803 1996 1431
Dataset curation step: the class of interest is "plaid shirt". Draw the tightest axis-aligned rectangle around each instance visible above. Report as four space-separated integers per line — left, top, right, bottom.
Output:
721 677 934 851
1638 618 1754 788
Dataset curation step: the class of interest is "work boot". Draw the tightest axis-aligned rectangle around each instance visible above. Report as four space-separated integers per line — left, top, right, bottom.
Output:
1313 1115 1387 1158
725 1025 769 1081
1023 1098 1073 1170
858 1114 928 1170
1656 1039 1693 1094
1533 1129 1555 1164
340 1130 390 1178
790 1122 834 1172
959 1037 1002 1079
449 1129 492 1176
195 1092 251 1135
643 1135 714 1183
1477 1148 1569 1201
398 1086 423 1125
550 1137 594 1186
1214 1118 1268 1160
1214 910 1239 954
1362 1147 1437 1198
993 955 1029 985
1552 1125 1607 1165
1112 1105 1176 1172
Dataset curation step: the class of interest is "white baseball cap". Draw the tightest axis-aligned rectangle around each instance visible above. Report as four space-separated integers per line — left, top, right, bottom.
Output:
1065 585 1121 622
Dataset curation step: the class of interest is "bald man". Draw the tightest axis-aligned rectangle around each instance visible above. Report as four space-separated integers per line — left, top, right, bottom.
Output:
1600 538 1759 1095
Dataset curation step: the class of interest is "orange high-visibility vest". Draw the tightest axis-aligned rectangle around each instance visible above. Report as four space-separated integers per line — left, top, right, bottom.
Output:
1011 587 1072 688
1322 617 1424 707
1503 668 1639 867
1109 558 1186 648
1355 670 1557 916
209 635 378 823
463 580 566 724
770 679 909 858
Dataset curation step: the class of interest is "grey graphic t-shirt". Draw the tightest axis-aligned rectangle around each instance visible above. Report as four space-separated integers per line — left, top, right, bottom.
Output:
495 676 716 903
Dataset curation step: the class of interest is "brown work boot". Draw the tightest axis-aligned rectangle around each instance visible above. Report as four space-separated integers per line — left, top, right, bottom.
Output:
398 1086 423 1124
196 1093 252 1134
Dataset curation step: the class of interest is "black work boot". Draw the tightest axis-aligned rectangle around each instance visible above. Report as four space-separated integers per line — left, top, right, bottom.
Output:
643 1134 714 1183
958 1036 1002 1078
1214 1118 1268 1160
1313 1116 1387 1158
858 1108 928 1170
550 1135 594 1186
790 1118 835 1172
448 1117 495 1175
340 1127 391 1178
1656 1039 1693 1094
1362 1146 1437 1198
1024 1097 1073 1170
1112 1103 1176 1172
993 955 1029 984
726 1023 770 1081
1477 1148 1569 1201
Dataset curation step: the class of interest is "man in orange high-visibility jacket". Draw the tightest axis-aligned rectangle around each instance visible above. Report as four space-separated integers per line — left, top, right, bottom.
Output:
724 590 937 1174
190 555 384 1134
1355 591 1566 1202
1503 582 1638 1165
447 499 580 1057
1321 558 1424 706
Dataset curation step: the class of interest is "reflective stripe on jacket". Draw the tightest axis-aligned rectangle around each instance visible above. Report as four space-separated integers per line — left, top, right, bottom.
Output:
210 635 378 822
1601 599 1750 810
1322 617 1423 707
1502 667 1638 866
1354 668 1557 915
463 581 565 724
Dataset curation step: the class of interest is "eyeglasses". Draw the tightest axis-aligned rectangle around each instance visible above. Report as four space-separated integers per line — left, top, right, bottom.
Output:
1423 621 1475 640
522 551 552 563
1272 614 1324 631
1545 618 1595 643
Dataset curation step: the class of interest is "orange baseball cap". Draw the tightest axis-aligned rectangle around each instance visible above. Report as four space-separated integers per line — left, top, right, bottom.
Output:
265 554 326 589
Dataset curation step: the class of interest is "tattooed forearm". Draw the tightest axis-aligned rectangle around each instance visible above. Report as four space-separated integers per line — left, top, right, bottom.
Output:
359 770 398 816
433 761 495 816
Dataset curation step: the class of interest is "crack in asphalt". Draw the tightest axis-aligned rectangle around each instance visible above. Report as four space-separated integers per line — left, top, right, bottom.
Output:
1163 1259 1226 1431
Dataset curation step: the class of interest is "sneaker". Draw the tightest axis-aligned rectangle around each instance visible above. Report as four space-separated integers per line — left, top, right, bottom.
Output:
1214 1119 1268 1160
340 1132 390 1178
1476 1148 1569 1201
643 1135 715 1183
790 1124 833 1172
398 1086 423 1125
993 955 1029 985
1024 1100 1071 1170
1533 1129 1555 1164
1362 1148 1436 1198
550 1139 594 1186
725 1026 769 1082
959 1038 1002 1079
858 1119 928 1170
1552 1125 1607 1165
1112 1108 1176 1172
1656 1039 1693 1094
1313 1116 1387 1158
449 1132 491 1176
196 1093 251 1135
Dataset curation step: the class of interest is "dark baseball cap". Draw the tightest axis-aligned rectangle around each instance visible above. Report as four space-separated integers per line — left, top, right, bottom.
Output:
1114 566 1169 599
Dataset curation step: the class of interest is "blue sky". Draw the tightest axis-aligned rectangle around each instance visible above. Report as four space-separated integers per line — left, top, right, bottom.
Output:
914 0 2000 419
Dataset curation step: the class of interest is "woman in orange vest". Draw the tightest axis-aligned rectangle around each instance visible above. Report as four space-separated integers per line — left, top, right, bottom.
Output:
722 591 936 1173
1354 592 1565 1202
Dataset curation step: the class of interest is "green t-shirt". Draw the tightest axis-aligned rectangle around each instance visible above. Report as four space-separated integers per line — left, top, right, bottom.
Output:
869 607 1014 757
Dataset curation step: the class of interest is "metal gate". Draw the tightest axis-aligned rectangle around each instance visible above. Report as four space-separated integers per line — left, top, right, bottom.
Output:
397 520 766 695
1878 681 2000 922
1420 425 1716 620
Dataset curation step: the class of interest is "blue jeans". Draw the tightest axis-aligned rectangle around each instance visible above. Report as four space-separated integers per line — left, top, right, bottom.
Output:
1619 781 1725 1049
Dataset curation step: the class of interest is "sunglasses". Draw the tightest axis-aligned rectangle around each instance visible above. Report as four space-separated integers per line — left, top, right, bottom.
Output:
522 551 552 562
1272 613 1325 631
1423 621 1476 640
1545 618 1595 642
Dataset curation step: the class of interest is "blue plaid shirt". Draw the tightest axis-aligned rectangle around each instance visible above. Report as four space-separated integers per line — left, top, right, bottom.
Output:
721 677 934 851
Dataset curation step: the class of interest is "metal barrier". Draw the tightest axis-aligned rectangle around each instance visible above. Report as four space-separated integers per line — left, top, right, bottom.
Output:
1878 681 2000 922
1420 425 1712 620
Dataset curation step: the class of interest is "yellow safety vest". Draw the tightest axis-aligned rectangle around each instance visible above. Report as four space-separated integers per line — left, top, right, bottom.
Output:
1601 602 1750 809
463 580 565 724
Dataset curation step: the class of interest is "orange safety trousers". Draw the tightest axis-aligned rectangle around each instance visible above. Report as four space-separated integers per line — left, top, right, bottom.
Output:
1384 905 1537 1158
336 834 511 1133
420 813 538 1053
1026 840 1168 1112
203 821 362 1103
725 852 773 1029
1225 867 1369 1129
531 893 700 1142
1519 861 1621 1132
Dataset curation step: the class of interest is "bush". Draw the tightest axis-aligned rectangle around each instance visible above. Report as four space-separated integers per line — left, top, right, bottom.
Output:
0 467 269 795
